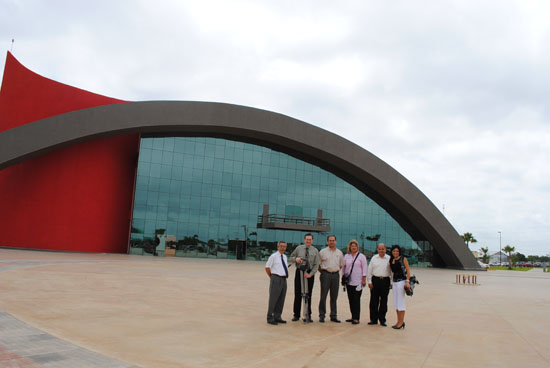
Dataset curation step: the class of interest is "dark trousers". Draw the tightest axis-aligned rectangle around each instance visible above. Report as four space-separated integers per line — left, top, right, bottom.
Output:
293 268 314 318
267 275 287 322
318 270 339 319
346 285 363 321
369 276 390 323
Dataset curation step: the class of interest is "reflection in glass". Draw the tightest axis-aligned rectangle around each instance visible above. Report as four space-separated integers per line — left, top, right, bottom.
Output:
129 137 436 266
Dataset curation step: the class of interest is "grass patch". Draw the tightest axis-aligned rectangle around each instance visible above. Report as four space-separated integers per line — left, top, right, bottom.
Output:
488 266 532 271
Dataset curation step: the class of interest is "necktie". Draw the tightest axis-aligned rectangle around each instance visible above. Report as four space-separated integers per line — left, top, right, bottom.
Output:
305 247 309 269
281 254 288 278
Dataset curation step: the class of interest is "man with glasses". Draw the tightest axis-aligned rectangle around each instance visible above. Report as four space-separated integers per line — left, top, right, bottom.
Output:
289 233 320 322
265 241 289 325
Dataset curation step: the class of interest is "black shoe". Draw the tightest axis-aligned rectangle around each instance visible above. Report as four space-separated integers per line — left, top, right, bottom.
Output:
345 319 353 323
276 319 287 324
352 320 360 325
330 318 341 323
319 317 325 323
291 316 300 322
380 321 387 327
368 321 378 325
304 316 313 323
267 320 278 325
392 322 405 329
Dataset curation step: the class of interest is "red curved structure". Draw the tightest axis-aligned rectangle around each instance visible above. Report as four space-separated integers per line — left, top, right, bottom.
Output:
0 52 139 253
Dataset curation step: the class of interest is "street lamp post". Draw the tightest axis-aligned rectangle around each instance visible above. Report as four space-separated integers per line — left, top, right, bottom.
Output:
498 231 502 264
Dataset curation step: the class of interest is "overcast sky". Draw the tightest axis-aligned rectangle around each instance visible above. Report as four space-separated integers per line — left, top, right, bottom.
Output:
2 0 549 255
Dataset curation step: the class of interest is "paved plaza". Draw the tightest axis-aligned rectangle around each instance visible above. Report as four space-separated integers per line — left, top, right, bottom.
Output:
0 248 549 368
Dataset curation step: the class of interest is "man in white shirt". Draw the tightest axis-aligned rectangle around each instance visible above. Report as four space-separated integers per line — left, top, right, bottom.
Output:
265 241 289 325
318 235 345 323
367 243 391 326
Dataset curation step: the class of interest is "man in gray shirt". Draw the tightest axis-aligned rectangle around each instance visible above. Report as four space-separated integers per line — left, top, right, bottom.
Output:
289 233 320 322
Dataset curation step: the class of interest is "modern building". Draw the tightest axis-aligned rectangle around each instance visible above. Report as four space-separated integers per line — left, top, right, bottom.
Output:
0 52 479 269
488 251 508 265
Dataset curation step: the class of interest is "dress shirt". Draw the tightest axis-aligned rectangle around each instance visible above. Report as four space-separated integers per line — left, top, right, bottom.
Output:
289 245 320 275
367 254 391 284
265 252 289 277
342 253 367 286
319 247 344 272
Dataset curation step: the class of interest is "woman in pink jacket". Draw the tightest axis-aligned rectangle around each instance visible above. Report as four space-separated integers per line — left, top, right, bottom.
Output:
341 239 368 324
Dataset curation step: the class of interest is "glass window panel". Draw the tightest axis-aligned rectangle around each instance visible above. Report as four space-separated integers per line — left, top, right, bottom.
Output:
161 164 172 178
205 143 216 158
151 149 163 164
141 139 153 149
135 189 148 205
139 148 152 163
133 204 146 219
194 142 205 156
174 139 185 153
215 145 225 158
162 151 173 165
221 186 231 199
144 220 156 234
152 138 164 150
133 137 422 264
213 159 224 173
243 150 253 163
158 193 170 207
173 152 184 166
171 165 183 179
150 163 161 178
162 138 174 151
222 160 233 173
222 174 233 187
159 178 170 193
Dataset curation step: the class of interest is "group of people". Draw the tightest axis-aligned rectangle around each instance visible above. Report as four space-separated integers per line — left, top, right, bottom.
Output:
265 233 411 329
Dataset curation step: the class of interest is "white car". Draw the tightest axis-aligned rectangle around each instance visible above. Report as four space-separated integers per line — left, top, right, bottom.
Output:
477 261 489 269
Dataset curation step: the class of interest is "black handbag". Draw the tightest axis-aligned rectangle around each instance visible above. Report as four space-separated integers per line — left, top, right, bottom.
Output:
341 253 359 290
399 257 419 296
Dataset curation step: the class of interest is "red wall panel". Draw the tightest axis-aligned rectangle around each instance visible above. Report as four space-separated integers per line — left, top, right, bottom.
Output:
0 52 139 253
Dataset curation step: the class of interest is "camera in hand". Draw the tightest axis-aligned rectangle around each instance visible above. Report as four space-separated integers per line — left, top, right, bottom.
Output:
298 258 310 272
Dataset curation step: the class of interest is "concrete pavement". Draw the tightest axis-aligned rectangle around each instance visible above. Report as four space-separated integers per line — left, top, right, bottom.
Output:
0 248 549 368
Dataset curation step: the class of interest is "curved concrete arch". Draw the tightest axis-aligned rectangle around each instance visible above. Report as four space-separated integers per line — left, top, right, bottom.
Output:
0 101 479 269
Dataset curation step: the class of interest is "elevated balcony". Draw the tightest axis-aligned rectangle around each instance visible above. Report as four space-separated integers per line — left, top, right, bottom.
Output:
257 204 331 232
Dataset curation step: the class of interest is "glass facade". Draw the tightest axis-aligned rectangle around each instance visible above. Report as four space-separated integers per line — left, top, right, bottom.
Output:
129 137 436 266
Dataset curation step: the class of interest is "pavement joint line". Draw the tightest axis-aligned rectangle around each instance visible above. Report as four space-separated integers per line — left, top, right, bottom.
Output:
420 328 443 368
498 313 550 364
475 283 550 365
0 307 139 368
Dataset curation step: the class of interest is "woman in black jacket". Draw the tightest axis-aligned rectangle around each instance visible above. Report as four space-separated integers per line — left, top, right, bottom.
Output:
389 244 410 329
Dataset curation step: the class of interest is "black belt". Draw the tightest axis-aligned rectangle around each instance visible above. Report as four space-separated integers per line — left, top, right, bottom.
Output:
321 270 339 274
272 274 287 278
373 276 390 279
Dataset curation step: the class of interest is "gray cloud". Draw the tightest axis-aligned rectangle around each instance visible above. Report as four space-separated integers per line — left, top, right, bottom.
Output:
1 0 549 255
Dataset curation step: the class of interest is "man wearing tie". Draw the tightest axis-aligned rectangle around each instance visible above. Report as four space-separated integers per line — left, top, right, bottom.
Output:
289 233 320 322
265 241 289 325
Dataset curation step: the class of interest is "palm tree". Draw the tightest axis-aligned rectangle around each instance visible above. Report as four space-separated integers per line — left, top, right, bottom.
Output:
503 245 516 269
365 234 381 253
480 247 489 263
461 232 478 248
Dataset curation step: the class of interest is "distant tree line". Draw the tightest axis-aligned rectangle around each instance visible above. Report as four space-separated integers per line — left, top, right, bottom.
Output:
462 232 549 267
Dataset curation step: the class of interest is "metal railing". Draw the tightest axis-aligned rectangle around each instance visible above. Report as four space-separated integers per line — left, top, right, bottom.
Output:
257 214 330 227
